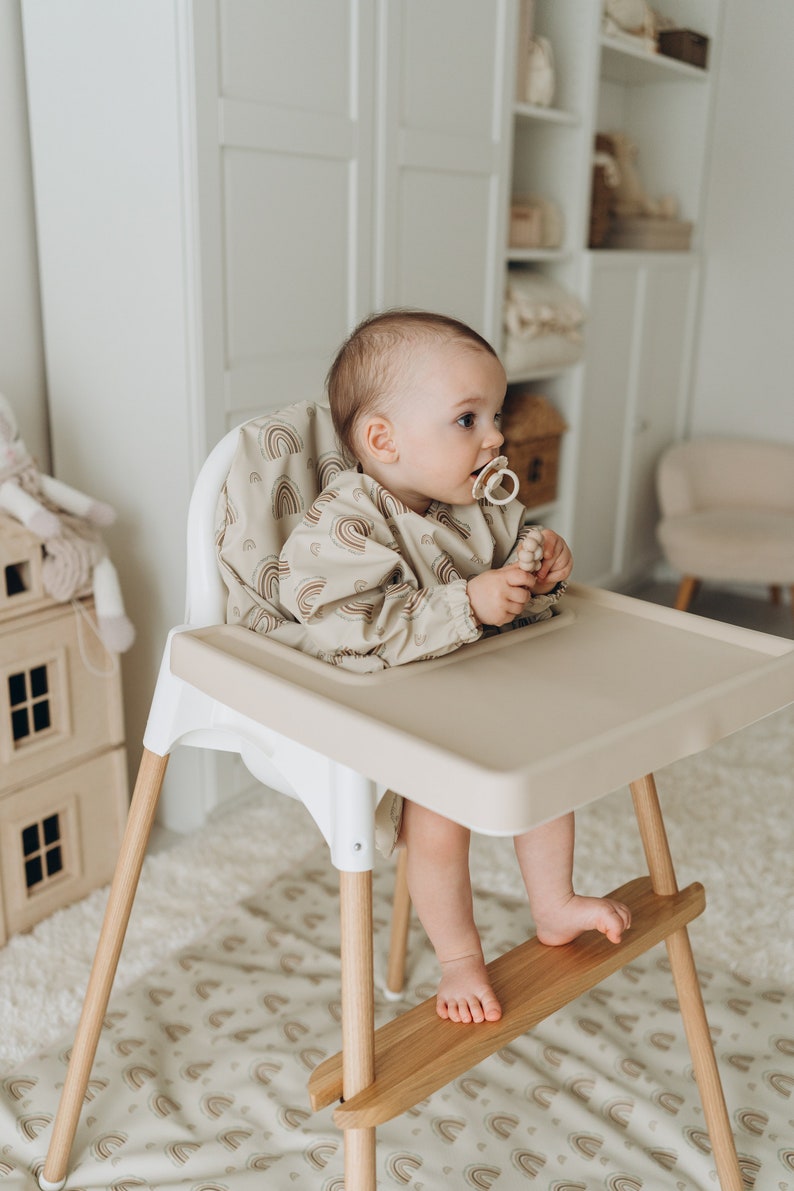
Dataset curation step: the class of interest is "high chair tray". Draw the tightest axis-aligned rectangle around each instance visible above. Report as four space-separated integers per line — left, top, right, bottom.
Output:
170 585 794 834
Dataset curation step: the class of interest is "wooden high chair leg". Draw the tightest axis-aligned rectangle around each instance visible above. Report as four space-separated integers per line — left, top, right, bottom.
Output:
39 748 169 1191
339 869 377 1191
630 775 743 1191
386 848 411 996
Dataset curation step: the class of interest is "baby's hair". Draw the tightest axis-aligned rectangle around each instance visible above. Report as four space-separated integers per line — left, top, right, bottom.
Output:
327 308 497 460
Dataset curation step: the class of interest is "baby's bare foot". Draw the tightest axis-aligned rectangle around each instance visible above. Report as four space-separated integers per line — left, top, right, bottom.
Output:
436 953 502 1024
534 894 631 947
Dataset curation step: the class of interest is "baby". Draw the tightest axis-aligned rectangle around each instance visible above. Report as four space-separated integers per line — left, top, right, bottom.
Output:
279 310 630 1023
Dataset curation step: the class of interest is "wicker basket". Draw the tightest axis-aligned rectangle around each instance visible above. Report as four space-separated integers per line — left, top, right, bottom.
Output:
509 202 543 249
606 216 693 251
501 392 567 508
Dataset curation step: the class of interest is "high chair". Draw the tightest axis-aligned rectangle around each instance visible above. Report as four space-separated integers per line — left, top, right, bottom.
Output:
38 403 794 1191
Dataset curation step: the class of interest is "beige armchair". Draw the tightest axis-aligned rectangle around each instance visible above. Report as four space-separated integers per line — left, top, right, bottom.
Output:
656 437 794 615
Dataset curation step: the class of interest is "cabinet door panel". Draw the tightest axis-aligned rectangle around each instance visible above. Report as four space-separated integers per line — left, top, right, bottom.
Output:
572 262 640 583
394 171 493 331
220 0 352 116
212 0 374 418
400 2 499 138
623 262 697 570
377 0 512 341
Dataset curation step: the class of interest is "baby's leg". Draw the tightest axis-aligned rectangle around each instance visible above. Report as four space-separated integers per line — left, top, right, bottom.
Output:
514 812 631 946
401 800 501 1023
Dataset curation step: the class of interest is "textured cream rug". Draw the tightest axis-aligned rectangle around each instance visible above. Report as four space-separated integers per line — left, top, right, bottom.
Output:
0 703 792 1189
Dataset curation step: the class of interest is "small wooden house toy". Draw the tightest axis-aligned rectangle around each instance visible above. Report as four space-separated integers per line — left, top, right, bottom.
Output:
0 513 127 942
501 392 567 509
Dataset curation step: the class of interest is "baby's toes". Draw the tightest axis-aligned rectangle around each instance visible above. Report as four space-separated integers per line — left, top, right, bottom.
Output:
602 900 631 943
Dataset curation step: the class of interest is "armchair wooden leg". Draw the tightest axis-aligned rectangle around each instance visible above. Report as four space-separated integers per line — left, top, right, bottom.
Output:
386 848 411 996
770 584 782 605
340 869 377 1191
675 576 700 612
630 775 743 1191
39 749 169 1191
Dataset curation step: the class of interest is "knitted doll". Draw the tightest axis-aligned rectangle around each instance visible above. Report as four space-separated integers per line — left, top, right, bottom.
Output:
0 393 135 653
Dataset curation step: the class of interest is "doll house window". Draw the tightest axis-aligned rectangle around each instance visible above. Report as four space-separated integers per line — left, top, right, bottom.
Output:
3 559 31 600
8 664 52 745
21 812 64 894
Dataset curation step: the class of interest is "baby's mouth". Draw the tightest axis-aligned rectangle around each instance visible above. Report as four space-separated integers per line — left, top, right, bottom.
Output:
471 459 494 479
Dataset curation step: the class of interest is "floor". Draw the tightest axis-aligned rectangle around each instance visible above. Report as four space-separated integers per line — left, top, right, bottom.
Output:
625 577 794 639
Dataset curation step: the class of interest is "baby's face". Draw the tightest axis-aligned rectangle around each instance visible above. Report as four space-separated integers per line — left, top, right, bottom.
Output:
383 339 507 514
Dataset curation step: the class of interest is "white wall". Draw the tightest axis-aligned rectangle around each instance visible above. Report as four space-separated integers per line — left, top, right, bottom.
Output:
0 0 48 467
21 0 211 823
690 0 794 441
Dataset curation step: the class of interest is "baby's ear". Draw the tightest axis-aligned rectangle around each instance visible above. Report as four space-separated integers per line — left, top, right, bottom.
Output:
361 415 398 464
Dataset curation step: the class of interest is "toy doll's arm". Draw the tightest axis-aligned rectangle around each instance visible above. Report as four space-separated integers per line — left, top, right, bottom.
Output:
0 480 62 538
39 475 116 526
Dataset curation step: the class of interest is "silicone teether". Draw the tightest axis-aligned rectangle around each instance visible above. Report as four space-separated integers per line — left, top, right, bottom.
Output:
471 455 520 505
517 525 545 573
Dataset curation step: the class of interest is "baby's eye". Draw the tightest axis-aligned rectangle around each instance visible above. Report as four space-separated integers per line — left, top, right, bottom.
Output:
457 412 476 429
494 409 503 425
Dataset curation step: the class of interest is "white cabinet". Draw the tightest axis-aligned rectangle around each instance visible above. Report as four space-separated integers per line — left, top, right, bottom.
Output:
573 254 698 586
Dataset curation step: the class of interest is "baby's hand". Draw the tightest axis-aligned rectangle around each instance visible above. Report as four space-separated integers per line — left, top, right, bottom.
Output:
534 528 573 592
467 565 534 627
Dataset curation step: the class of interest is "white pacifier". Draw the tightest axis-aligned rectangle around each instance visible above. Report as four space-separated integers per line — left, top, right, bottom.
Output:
471 455 520 505
517 525 545 573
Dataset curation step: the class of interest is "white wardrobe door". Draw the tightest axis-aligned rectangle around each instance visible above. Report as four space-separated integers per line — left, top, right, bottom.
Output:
375 0 513 342
210 0 376 420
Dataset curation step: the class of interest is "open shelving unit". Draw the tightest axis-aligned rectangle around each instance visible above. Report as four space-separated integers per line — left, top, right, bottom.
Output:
501 0 721 577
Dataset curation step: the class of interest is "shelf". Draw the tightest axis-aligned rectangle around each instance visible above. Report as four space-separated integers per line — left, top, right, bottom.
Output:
505 362 581 385
505 248 572 264
600 36 710 85
586 248 699 263
513 101 580 126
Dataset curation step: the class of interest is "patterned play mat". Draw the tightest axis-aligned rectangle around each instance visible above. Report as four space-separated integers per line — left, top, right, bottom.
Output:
1 703 793 1188
1 852 793 1189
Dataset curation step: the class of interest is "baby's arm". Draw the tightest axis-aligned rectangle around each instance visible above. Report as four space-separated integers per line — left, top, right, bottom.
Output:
280 513 481 665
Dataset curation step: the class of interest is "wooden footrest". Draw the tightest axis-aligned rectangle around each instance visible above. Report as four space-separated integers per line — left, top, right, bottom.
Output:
308 876 704 1129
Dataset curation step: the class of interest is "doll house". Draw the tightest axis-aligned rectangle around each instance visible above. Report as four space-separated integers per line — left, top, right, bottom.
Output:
0 513 127 943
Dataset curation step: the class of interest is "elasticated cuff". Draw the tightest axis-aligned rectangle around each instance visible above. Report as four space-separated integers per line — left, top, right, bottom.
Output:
446 577 482 645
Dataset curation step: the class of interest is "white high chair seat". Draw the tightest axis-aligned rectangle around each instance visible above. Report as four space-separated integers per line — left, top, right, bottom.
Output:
147 406 387 870
37 405 794 1191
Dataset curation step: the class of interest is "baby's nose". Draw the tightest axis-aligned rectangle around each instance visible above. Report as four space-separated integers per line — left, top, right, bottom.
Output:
485 424 504 449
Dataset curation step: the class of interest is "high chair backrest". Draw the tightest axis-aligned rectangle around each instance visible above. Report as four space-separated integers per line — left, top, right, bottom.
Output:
213 401 351 632
184 425 241 627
